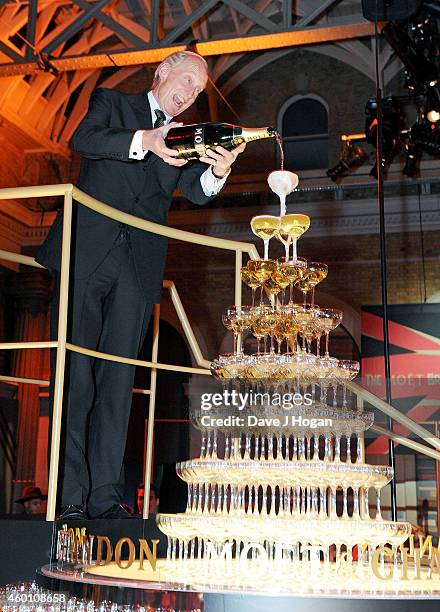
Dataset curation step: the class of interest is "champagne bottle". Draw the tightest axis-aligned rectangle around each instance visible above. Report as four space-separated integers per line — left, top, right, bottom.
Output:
165 122 277 160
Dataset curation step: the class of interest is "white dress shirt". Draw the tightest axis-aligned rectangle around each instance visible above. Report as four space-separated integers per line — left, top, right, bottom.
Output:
128 91 228 196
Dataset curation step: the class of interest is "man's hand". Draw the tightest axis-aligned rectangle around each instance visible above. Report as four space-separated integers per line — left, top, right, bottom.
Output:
142 122 188 167
199 143 246 178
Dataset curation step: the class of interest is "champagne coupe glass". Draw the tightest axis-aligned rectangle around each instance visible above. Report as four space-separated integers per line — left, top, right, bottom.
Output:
251 305 276 356
295 304 319 353
336 359 361 387
279 256 307 304
260 306 278 354
303 306 322 354
306 261 328 306
280 303 301 354
273 313 287 354
267 170 299 216
247 259 277 305
263 276 282 304
250 215 280 260
314 310 326 357
250 306 266 356
221 308 235 351
272 263 291 305
278 214 310 261
230 305 253 355
222 306 251 355
319 308 343 358
337 360 361 408
241 265 260 307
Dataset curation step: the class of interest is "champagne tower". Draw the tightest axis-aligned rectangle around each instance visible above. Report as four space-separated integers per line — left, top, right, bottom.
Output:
156 172 415 594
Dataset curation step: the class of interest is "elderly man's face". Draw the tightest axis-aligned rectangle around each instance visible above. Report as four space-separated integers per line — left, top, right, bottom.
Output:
154 57 208 117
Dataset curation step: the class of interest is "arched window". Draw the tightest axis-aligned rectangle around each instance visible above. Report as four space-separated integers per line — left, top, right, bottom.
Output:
279 95 329 170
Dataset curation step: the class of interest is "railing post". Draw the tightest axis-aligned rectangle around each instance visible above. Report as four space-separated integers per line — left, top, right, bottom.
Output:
46 189 73 521
235 250 242 353
142 303 160 519
235 250 242 308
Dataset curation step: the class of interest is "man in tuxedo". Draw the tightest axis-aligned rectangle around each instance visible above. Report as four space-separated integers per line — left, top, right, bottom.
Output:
37 51 245 520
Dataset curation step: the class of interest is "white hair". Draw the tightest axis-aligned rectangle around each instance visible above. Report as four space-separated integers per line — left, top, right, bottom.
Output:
152 51 208 86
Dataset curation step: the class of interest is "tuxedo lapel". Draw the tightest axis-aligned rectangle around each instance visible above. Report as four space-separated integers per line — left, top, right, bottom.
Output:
128 92 152 130
128 92 169 171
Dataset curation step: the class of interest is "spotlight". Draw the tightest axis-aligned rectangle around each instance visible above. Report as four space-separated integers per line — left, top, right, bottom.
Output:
427 109 440 122
425 85 440 122
326 139 367 182
411 119 440 154
365 96 401 153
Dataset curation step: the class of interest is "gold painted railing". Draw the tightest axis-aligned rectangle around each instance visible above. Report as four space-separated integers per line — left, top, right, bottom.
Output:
0 183 258 520
0 183 439 521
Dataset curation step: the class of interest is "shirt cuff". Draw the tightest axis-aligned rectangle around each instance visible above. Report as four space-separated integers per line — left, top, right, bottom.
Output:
200 165 230 196
129 130 148 160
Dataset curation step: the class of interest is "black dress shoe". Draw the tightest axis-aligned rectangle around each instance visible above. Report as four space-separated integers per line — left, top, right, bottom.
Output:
93 504 137 519
58 505 88 520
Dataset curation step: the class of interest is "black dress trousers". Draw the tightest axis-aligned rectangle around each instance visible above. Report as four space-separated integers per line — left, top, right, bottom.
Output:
50 229 152 516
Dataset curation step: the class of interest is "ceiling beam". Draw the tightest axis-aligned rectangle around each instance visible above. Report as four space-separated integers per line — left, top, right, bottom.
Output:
295 0 342 28
0 21 378 77
73 0 148 47
222 0 278 32
41 0 112 54
160 0 219 45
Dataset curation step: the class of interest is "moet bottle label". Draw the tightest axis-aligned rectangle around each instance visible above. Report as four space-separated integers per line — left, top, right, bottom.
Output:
194 125 207 156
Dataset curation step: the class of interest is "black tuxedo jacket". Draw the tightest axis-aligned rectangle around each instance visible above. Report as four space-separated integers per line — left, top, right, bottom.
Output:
36 88 214 302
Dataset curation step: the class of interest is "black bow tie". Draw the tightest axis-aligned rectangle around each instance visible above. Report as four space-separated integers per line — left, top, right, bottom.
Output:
154 109 166 128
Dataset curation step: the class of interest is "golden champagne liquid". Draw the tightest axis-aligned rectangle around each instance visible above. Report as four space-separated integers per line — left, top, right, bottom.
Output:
279 214 310 240
250 215 280 241
251 321 267 337
293 309 315 326
275 132 285 170
264 277 282 295
296 277 314 292
241 267 260 289
280 261 306 283
231 316 250 333
272 267 291 289
257 319 275 335
319 319 338 332
274 319 292 338
248 259 277 281
305 269 327 285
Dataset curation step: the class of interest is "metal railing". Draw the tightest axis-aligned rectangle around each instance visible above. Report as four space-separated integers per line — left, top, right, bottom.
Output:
0 184 258 519
0 183 439 521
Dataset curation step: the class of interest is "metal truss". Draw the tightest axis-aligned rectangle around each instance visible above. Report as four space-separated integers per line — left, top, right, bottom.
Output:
0 0 375 77
0 1 386 164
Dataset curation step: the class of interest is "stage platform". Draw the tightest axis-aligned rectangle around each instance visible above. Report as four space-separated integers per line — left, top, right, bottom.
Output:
1 515 167 586
3 516 440 611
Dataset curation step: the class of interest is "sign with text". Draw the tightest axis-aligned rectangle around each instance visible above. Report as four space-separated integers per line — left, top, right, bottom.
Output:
361 303 440 454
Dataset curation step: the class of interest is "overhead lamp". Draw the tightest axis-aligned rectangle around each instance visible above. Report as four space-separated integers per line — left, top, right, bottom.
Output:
365 96 401 153
427 109 440 122
425 85 440 122
326 138 368 182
